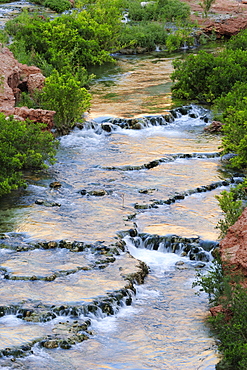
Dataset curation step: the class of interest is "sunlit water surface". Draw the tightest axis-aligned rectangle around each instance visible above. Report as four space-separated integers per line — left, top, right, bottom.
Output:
0 53 226 369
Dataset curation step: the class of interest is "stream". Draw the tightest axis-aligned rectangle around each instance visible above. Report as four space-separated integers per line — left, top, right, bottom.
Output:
0 2 234 369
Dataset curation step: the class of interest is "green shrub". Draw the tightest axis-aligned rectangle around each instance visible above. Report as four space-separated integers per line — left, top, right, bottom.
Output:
40 70 91 131
44 0 71 12
227 29 247 51
0 30 9 45
16 92 38 109
215 185 245 239
6 10 118 71
211 285 247 370
166 23 195 51
119 21 167 50
171 51 216 101
171 49 247 103
31 0 72 12
157 0 190 21
125 0 190 22
221 108 247 169
0 113 57 197
214 82 247 113
193 257 247 369
127 1 157 21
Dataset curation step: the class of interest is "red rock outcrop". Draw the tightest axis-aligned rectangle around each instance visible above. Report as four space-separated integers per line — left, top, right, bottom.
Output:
202 16 247 38
0 46 54 128
220 207 247 283
204 120 224 133
180 0 247 37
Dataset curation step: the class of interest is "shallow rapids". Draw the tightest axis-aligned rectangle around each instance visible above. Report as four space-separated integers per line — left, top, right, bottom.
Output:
0 53 230 368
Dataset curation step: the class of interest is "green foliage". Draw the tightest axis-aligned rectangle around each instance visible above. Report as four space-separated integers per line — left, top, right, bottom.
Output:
125 0 190 22
193 258 226 304
215 185 245 239
214 81 247 113
171 51 216 101
166 23 195 51
119 21 167 50
171 47 247 103
211 286 247 370
0 113 57 197
16 92 38 109
0 30 8 45
40 70 91 130
157 0 190 21
226 29 247 51
6 9 118 71
44 0 71 12
127 1 157 21
31 0 72 12
193 258 247 369
221 107 247 169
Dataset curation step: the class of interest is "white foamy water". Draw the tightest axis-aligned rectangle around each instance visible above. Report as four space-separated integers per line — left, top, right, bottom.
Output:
0 51 224 368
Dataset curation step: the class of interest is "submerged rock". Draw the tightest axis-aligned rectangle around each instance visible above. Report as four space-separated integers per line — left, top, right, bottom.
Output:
88 189 107 196
49 181 62 189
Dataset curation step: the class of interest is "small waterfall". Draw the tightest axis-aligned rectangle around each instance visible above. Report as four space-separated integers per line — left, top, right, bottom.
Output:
124 232 218 264
75 104 211 135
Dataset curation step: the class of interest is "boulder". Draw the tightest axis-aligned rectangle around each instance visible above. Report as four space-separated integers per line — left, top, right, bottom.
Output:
220 207 247 282
204 120 224 133
202 17 247 38
27 73 45 95
0 46 54 128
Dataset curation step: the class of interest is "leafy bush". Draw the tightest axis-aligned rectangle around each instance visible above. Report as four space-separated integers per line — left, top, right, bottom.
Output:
171 48 247 103
215 184 246 239
0 30 9 45
227 29 247 51
220 108 247 169
157 0 190 21
119 21 168 50
125 0 190 22
6 9 118 72
0 114 57 197
127 1 157 21
44 0 71 12
171 51 216 101
193 258 247 369
214 81 247 113
40 70 91 131
166 23 195 51
31 0 72 12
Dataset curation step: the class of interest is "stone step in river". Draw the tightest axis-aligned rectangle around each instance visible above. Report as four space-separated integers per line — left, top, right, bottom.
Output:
0 52 235 369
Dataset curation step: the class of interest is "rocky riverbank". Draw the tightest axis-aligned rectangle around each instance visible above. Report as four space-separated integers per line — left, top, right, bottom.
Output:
220 208 247 284
183 0 247 37
0 46 55 128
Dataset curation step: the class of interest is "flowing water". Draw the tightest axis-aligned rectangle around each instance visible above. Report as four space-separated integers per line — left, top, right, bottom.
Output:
0 1 45 28
0 12 231 367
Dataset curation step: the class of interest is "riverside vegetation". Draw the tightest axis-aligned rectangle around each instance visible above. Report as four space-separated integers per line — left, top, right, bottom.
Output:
0 0 193 196
172 28 247 369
